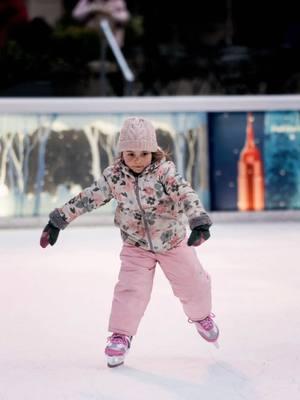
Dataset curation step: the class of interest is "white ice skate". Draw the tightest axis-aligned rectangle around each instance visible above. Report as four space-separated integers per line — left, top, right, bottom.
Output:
189 313 220 348
105 333 132 368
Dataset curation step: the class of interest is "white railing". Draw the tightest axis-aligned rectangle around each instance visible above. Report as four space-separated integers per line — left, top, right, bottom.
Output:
0 95 300 114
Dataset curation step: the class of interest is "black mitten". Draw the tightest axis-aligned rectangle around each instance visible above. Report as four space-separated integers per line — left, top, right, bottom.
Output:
40 221 60 248
187 224 210 246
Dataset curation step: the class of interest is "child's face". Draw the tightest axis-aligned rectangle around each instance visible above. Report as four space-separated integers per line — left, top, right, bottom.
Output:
122 151 152 173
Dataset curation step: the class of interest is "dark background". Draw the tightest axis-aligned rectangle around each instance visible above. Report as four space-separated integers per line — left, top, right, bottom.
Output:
1 0 300 96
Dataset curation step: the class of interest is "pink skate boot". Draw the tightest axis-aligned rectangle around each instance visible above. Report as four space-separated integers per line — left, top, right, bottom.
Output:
189 313 219 346
105 333 132 368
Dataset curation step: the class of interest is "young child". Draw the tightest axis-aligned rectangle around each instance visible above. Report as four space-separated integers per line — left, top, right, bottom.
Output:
40 117 219 368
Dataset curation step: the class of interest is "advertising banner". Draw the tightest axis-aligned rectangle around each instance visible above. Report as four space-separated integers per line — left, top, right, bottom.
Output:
264 111 300 209
209 111 300 211
0 112 209 217
209 112 265 211
1 107 299 217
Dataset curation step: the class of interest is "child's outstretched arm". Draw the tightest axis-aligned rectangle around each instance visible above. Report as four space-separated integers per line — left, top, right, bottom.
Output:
160 161 212 246
39 172 113 248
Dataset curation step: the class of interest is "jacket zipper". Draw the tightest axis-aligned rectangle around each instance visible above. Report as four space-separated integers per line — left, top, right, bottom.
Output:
134 176 154 252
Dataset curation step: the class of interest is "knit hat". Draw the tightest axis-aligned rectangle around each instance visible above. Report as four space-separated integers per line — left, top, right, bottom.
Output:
117 117 158 153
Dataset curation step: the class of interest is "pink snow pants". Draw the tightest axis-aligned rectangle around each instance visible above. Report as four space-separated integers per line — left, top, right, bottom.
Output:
108 239 212 336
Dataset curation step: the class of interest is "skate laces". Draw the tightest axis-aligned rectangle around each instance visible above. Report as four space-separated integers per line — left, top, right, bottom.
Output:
107 334 130 346
188 313 216 331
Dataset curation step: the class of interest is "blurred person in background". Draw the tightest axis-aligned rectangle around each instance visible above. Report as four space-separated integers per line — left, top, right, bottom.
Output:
0 0 28 47
72 0 130 47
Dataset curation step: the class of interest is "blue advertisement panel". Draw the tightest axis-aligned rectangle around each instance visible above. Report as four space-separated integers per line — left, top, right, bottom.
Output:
264 111 300 209
0 112 209 217
209 111 300 211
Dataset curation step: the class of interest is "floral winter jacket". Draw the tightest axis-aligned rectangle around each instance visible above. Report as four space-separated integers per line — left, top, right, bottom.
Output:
49 158 212 253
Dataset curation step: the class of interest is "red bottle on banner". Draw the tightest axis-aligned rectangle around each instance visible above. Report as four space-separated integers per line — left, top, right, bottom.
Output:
237 113 265 211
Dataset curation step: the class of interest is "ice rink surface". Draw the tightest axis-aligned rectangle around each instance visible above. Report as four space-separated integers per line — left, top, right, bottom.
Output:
0 220 299 400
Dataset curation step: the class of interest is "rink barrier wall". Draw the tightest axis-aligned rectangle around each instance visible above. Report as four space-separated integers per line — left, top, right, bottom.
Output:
1 95 300 221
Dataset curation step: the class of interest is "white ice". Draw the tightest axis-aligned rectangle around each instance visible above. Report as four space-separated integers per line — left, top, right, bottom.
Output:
0 221 300 400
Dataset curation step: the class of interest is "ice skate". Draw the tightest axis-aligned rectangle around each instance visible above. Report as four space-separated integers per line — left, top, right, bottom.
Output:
189 313 219 346
105 333 132 368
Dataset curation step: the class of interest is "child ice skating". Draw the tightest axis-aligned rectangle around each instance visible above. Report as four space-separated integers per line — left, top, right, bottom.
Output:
40 117 219 368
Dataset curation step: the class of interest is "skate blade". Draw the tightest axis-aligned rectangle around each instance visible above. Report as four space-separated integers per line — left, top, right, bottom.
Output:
213 341 220 349
107 355 125 368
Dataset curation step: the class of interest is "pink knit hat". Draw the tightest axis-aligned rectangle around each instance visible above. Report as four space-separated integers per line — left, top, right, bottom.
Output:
117 117 158 152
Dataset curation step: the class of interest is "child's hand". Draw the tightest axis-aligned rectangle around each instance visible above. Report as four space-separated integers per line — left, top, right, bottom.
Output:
40 222 60 248
187 224 210 246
